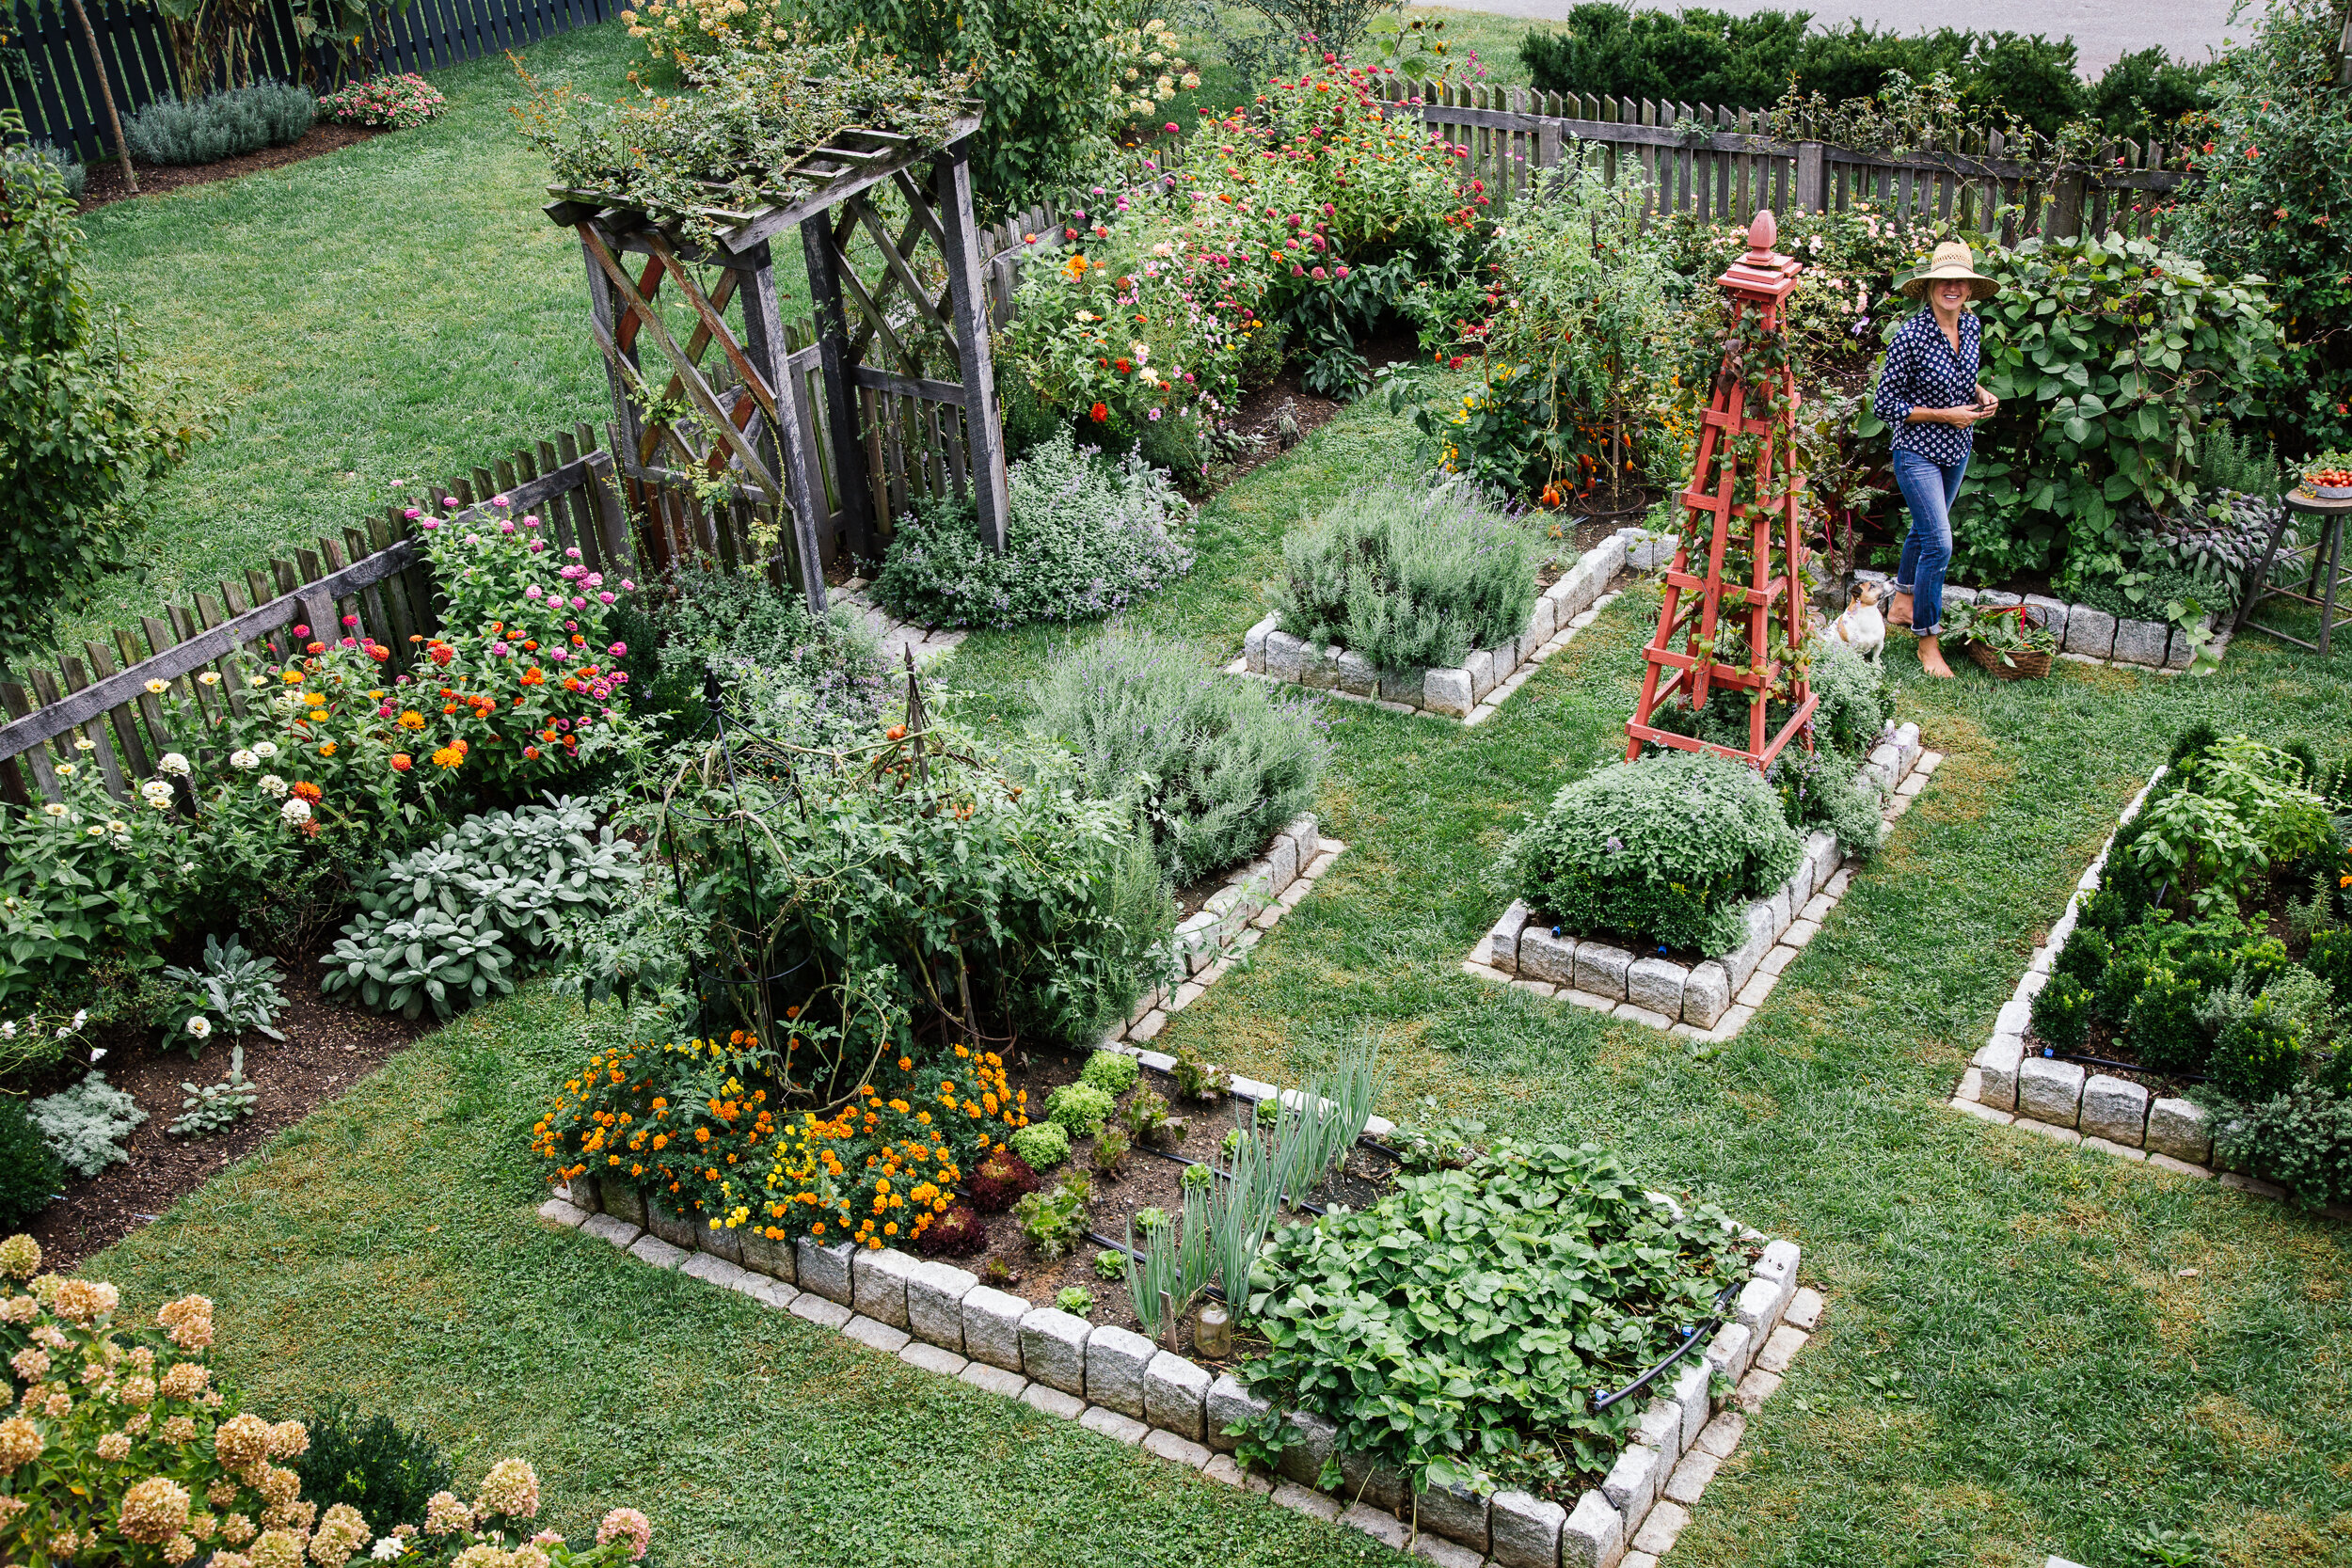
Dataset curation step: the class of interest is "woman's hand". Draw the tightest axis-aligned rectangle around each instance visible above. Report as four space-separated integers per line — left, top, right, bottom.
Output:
1908 405 1992 426
1975 384 1999 416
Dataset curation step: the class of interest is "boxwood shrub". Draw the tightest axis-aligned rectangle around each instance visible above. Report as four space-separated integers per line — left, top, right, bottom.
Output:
1497 751 1803 955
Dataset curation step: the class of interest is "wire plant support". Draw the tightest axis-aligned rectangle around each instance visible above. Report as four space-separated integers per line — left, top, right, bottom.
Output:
1626 208 1817 770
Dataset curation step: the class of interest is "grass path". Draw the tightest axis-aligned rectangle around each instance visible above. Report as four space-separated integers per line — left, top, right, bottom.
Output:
88 384 2352 1568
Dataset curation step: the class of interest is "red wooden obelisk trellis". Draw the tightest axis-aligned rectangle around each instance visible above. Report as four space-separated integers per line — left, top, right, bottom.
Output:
1626 210 1816 768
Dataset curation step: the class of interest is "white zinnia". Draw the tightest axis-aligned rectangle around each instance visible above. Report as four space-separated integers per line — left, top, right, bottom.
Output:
372 1539 407 1561
40 803 66 818
229 750 258 769
252 741 278 759
258 774 288 798
185 1016 212 1040
279 798 311 823
159 752 190 775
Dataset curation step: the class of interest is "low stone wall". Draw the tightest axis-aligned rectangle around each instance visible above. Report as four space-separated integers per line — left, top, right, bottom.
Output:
1851 570 2227 673
1462 726 1935 1042
542 1078 1820 1567
1233 531 1639 725
1947 767 2352 1220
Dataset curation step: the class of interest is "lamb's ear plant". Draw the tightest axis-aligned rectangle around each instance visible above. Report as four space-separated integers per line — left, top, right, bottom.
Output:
168 1046 259 1137
161 932 289 1050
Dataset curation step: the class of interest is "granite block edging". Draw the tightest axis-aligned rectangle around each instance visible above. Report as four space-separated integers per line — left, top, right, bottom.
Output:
549 1169 1819 1562
1103 813 1346 1050
1461 734 1940 1042
1230 530 1640 726
1850 569 2228 674
1944 763 2352 1221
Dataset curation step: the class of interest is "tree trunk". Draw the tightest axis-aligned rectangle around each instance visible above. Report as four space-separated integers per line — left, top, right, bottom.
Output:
67 0 135 195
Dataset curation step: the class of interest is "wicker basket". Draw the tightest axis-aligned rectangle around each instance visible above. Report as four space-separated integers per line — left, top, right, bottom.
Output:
1964 639 2053 680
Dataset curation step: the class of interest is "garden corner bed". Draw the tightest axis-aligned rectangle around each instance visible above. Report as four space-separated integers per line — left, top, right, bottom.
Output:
542 1043 1822 1568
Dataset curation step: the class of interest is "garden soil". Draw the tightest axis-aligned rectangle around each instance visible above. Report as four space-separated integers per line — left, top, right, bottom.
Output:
28 979 428 1272
78 123 385 213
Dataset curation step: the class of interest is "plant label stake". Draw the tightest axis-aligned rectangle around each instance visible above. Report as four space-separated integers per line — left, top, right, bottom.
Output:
1626 209 1818 769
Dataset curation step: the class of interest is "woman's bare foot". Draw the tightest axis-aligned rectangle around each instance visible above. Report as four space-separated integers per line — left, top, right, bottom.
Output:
1887 592 1915 628
1918 634 1954 678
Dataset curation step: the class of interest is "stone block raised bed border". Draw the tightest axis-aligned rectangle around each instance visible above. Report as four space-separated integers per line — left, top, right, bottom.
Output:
542 1077 1821 1566
1232 530 1643 726
1461 726 1937 1042
1946 765 2352 1222
1851 570 2230 673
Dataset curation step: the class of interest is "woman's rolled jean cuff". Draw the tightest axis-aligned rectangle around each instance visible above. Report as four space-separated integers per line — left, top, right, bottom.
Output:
1892 580 1940 639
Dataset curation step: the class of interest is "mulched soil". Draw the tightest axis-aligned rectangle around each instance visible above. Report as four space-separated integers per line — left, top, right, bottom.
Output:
25 972 430 1273
77 122 386 213
917 1045 1393 1363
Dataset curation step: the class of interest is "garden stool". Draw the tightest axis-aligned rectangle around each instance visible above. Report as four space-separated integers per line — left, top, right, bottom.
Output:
2231 489 2352 657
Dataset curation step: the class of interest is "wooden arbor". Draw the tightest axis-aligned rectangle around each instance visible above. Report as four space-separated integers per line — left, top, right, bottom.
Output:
1626 210 1816 768
545 106 1009 612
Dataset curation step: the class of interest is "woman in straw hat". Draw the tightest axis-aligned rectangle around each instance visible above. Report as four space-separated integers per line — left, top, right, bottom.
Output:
1872 239 2001 678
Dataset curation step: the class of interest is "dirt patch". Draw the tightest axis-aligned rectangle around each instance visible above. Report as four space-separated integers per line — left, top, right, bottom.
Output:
25 976 430 1272
78 122 387 212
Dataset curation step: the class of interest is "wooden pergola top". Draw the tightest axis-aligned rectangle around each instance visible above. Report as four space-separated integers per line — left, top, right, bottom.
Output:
544 109 982 256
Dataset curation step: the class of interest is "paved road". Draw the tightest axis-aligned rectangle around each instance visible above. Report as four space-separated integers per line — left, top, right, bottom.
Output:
1417 0 2265 73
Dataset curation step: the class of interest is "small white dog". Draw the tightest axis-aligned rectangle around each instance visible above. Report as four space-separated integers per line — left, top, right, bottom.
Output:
1828 580 1886 664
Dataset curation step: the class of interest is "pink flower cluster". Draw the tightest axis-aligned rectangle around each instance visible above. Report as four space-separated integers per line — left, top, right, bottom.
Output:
318 72 446 132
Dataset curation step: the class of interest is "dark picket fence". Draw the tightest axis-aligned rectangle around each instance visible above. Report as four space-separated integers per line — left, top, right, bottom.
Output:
1 0 624 163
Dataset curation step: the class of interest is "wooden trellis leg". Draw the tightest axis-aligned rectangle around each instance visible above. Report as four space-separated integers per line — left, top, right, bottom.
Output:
735 240 831 614
931 146 1011 555
802 211 880 563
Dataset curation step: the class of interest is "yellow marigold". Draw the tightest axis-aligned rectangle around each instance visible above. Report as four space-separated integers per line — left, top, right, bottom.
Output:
429 746 464 769
119 1476 193 1544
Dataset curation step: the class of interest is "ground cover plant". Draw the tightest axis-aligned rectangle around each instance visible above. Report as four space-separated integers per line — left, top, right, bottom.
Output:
119 81 315 166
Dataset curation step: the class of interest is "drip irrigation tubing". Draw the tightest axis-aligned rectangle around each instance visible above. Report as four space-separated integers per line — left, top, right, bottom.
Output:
1588 1283 1741 1415
2037 1045 2204 1085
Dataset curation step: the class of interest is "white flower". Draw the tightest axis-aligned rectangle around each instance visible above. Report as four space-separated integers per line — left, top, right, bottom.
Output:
84 825 104 838
72 737 94 752
198 671 222 687
71 1009 86 1028
179 863 194 874
372 1539 408 1562
40 803 66 819
159 752 190 776
0 1022 13 1039
229 750 258 769
144 678 170 695
54 763 74 779
185 1016 212 1040
252 741 278 760
88 1049 104 1063
1130 341 1150 365
258 774 288 798
105 821 126 834
279 797 311 824
247 674 270 689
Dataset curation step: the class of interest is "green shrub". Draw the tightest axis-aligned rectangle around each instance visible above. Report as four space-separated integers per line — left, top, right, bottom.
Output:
1501 752 1803 955
1806 638 1891 757
2207 1083 2352 1209
28 1072 146 1178
121 82 314 166
2053 926 2113 990
2210 996 2303 1100
1761 743 1884 859
1009 1121 1071 1171
0 1098 61 1229
1079 1050 1140 1097
2030 972 2093 1053
2308 929 2352 996
291 1398 455 1530
2126 968 2207 1074
1046 1081 1116 1138
1028 629 1328 886
0 107 205 673
1271 479 1539 673
5 138 84 200
872 431 1194 631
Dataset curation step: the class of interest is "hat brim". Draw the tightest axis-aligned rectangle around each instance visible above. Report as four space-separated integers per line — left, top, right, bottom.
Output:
1901 270 1999 301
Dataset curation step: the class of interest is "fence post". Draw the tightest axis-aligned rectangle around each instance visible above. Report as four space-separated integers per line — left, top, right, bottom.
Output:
1794 140 1824 214
2050 170 2086 240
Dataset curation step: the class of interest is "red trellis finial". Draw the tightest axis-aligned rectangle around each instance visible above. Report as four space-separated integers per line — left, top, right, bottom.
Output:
1624 211 1815 770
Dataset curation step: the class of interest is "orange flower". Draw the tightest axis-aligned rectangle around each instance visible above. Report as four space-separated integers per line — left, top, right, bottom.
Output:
519 668 547 687
390 753 412 772
429 746 464 769
291 781 322 802
317 741 338 757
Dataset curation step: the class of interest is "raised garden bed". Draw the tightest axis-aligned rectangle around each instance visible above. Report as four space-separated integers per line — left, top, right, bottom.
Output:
1233 531 1641 725
1464 725 1934 1039
545 1050 1822 1567
1853 570 2231 673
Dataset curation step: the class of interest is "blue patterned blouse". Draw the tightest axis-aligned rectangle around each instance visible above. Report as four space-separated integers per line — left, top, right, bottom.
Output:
1873 308 1981 467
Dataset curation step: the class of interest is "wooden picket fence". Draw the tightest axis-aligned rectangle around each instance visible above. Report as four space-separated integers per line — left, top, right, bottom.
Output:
2 0 625 164
0 428 626 807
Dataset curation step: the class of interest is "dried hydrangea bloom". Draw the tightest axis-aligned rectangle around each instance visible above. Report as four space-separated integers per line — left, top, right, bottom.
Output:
598 1506 653 1560
215 1413 272 1470
162 1361 211 1400
248 1528 305 1568
310 1501 371 1568
0 1416 41 1470
188 1511 217 1541
164 1416 199 1445
0 1235 41 1278
264 1419 309 1460
219 1512 259 1545
118 1475 193 1543
47 1278 119 1323
475 1458 541 1520
208 1478 241 1510
163 1534 198 1564
117 1373 157 1407
1 1295 39 1324
96 1431 132 1462
10 1348 50 1383
422 1492 473 1536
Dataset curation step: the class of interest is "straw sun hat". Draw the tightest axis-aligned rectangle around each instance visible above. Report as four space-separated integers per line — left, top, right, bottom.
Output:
1899 240 2000 301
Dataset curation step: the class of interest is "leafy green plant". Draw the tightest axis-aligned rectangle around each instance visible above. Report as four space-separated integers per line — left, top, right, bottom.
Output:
1760 743 1884 859
2054 926 2113 990
873 432 1195 631
1029 629 1328 885
1056 1285 1096 1317
121 81 313 165
1093 1248 1127 1280
320 799 637 1021
1243 1141 1747 1496
1078 1049 1140 1099
1045 1081 1116 1139
167 1045 258 1138
2125 968 2206 1074
1009 1121 1071 1172
291 1397 457 1536
1500 752 1804 955
1091 1125 1132 1177
4 137 84 201
1806 637 1893 757
29 1071 146 1178
0 1097 62 1229
1120 1086 1172 1145
1013 1177 1090 1259
2030 971 2094 1052
2206 1083 2352 1211
1270 479 1539 673
160 932 288 1049
1944 600 2058 667
2209 995 2303 1100
2127 791 2267 919
1171 1043 1226 1100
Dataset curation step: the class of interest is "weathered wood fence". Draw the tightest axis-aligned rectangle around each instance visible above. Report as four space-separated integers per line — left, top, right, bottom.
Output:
2 0 625 164
0 429 625 806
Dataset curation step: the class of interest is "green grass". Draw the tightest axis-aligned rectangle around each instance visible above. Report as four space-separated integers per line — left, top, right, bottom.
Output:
88 383 2352 1568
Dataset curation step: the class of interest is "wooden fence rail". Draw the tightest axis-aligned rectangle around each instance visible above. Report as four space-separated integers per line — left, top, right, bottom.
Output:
2 0 625 165
0 428 624 806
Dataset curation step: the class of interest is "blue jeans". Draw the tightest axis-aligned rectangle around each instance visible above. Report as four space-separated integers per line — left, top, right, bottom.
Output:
1893 448 1968 638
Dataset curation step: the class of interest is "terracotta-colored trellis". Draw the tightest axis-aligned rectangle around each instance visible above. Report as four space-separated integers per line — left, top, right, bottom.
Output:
544 105 1008 614
1626 209 1815 768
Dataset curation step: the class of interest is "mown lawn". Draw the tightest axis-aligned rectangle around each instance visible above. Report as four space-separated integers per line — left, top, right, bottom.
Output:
90 380 2352 1568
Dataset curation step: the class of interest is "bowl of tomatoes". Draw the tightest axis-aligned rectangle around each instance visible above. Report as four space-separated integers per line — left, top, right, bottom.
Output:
2303 457 2352 499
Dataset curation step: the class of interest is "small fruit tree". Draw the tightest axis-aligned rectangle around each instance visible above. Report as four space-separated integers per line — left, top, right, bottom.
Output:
1626 209 1816 768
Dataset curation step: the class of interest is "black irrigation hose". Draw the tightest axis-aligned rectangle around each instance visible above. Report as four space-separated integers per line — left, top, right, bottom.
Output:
1588 1283 1743 1416
2037 1045 2206 1085
1133 1142 1329 1217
